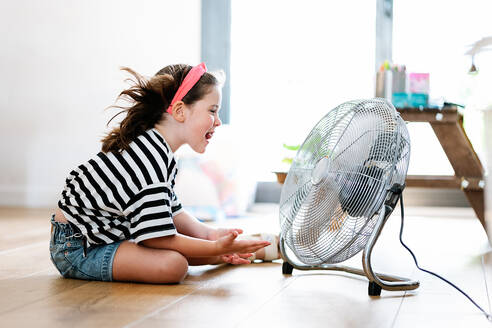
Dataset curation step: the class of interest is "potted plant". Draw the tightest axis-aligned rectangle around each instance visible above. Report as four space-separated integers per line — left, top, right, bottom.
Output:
274 143 300 184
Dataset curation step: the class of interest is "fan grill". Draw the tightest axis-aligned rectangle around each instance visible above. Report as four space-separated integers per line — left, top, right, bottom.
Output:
280 99 410 265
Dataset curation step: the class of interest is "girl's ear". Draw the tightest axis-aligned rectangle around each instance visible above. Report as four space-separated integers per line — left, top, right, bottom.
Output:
171 101 186 123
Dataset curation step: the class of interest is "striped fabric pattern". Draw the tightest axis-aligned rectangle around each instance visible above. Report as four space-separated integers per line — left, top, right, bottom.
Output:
58 128 182 245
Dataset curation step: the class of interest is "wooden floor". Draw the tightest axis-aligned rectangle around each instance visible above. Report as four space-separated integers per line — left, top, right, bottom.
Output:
1 204 491 327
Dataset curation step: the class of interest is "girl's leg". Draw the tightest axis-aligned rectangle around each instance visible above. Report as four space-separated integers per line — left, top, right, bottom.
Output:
112 241 189 284
187 256 222 265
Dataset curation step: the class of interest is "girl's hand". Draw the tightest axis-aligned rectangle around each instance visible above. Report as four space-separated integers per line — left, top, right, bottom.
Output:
209 228 252 264
221 253 252 265
215 231 270 255
207 227 243 241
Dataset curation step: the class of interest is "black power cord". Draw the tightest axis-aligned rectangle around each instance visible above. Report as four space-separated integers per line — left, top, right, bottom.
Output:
398 194 492 321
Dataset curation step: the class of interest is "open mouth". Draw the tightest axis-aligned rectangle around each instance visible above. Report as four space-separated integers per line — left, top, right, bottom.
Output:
205 131 213 140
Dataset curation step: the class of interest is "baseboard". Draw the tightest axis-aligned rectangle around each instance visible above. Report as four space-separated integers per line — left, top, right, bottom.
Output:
1 182 471 209
400 187 470 207
255 181 470 207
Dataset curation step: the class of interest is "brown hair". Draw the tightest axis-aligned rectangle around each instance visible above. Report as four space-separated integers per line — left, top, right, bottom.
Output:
101 64 221 153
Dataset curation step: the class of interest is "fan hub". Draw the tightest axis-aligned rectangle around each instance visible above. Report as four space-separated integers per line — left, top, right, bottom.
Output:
311 156 331 185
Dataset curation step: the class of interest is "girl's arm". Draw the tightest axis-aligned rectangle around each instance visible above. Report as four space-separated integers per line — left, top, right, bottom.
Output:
140 230 269 258
172 210 243 241
172 210 214 239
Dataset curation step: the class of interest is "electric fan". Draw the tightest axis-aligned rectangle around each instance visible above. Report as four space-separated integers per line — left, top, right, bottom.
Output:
279 98 419 296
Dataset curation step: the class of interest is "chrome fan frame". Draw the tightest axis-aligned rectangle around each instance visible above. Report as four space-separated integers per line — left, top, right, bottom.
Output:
279 98 419 296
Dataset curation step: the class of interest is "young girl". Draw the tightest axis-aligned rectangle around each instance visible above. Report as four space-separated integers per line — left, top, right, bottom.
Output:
50 63 275 284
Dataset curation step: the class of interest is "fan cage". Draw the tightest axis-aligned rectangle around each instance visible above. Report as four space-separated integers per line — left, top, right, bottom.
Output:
279 99 410 266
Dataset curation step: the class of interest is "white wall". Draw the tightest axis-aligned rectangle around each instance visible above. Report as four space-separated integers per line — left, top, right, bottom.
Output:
0 0 201 207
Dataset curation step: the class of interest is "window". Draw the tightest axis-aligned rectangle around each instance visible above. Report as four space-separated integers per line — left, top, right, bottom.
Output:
393 0 492 174
231 1 376 180
393 0 492 103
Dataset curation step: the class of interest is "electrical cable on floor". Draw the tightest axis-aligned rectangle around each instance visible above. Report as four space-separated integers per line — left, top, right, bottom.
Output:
398 194 492 322
482 255 492 316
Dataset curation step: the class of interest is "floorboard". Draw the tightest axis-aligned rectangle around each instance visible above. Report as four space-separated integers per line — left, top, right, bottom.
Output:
0 205 491 327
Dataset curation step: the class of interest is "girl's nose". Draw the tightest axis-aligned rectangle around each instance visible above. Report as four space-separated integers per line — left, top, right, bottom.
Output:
215 116 222 127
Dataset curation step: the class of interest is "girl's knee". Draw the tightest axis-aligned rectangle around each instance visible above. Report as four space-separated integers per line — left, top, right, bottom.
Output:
158 251 188 283
171 251 189 283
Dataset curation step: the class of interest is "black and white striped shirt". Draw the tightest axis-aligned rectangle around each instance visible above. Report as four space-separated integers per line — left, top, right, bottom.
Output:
58 128 182 245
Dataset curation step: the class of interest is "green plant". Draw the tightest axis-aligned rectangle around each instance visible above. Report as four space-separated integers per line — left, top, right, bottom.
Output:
282 143 300 165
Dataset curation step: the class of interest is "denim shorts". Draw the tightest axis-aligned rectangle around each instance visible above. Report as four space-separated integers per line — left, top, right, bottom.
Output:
49 215 122 282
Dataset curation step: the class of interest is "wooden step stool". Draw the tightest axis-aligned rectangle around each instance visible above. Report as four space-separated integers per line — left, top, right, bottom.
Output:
397 106 487 235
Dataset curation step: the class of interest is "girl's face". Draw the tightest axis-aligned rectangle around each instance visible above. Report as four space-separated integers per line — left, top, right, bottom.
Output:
184 86 222 153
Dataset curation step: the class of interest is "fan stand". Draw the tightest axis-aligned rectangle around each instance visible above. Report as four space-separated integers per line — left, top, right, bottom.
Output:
280 185 420 296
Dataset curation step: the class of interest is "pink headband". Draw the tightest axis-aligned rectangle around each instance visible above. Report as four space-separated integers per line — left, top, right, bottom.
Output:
166 62 207 114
